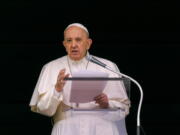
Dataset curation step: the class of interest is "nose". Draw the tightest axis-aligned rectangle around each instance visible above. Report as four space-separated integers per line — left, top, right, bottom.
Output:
71 40 77 48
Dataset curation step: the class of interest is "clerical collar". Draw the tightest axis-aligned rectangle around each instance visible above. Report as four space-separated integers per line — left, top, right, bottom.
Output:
67 56 87 65
67 53 90 75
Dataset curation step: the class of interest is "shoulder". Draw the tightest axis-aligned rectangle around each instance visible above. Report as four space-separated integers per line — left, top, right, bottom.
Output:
43 55 67 68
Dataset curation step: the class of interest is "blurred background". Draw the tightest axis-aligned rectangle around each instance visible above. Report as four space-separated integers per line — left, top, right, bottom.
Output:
0 0 179 135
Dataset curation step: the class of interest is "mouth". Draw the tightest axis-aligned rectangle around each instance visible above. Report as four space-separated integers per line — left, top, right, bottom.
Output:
71 50 79 55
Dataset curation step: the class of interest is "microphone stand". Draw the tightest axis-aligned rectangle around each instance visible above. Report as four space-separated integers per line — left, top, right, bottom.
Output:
105 65 143 135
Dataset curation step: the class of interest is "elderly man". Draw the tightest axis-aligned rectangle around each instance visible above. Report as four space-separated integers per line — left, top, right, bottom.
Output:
30 23 130 135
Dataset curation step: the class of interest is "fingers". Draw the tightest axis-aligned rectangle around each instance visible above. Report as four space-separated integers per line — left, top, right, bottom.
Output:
94 93 107 102
58 69 66 81
55 69 69 92
58 69 69 81
94 93 109 108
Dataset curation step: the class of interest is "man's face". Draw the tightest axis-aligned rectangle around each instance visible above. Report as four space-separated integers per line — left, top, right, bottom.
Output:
63 26 92 61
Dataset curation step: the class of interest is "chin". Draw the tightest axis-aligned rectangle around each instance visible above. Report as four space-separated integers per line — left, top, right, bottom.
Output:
70 56 81 61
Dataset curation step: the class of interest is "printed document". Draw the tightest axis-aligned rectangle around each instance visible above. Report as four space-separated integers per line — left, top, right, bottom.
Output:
70 70 109 103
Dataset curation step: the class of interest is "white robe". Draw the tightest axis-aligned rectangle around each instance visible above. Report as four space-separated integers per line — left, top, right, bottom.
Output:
29 55 130 135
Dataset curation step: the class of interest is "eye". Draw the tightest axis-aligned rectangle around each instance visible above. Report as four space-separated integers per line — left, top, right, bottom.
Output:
76 38 82 42
66 39 72 43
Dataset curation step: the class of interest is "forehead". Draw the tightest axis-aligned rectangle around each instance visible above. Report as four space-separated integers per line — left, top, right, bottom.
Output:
64 26 88 38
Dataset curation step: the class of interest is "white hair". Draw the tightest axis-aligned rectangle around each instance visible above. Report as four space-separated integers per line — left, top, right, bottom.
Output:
64 23 89 37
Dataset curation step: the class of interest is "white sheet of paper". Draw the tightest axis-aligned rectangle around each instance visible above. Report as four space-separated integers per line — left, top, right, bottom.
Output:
70 70 109 103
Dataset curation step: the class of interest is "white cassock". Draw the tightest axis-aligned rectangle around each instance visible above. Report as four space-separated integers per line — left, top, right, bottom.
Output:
29 54 130 135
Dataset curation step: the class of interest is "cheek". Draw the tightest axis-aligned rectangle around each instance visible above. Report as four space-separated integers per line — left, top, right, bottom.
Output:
65 46 70 53
80 46 87 52
84 44 90 50
85 41 90 50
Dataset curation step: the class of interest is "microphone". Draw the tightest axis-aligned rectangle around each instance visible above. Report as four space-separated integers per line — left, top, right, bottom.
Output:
86 55 107 68
87 54 144 130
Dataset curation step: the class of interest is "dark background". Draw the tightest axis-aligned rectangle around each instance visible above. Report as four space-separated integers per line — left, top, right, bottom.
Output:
0 0 180 135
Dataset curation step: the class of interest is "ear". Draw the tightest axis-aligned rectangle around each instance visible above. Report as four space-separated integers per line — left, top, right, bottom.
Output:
62 41 68 52
63 41 66 47
86 38 92 50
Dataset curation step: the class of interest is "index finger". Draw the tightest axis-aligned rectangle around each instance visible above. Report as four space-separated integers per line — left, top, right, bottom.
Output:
59 68 66 74
58 69 65 77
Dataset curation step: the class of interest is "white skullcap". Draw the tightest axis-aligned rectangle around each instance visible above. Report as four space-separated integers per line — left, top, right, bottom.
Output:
64 23 89 36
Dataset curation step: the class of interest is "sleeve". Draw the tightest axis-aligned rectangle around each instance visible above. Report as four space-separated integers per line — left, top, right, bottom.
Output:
29 64 62 117
36 88 62 116
108 99 130 115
